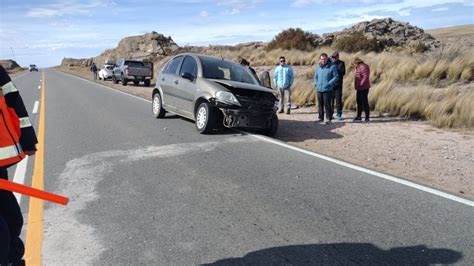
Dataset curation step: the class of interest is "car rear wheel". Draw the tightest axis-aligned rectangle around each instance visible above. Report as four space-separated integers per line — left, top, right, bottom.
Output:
195 102 216 134
259 114 278 137
133 80 139 86
113 75 119 84
152 92 166 118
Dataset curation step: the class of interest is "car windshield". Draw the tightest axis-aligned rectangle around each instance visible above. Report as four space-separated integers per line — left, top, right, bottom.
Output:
199 56 258 85
30 65 36 67
125 61 145 67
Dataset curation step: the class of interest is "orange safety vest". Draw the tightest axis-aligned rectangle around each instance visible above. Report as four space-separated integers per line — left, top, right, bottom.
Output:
0 92 25 167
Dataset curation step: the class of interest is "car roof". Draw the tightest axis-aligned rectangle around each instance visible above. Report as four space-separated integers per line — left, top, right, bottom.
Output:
172 52 231 62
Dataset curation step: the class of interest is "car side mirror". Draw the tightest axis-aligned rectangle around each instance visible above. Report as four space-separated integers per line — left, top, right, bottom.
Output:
181 72 195 82
259 71 272 89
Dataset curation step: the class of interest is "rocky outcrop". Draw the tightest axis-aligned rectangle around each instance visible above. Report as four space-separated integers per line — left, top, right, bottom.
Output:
0 59 21 70
94 31 179 64
322 18 440 50
61 58 92 67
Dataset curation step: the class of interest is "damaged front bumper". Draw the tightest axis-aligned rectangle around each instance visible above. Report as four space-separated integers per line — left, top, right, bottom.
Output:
210 98 277 129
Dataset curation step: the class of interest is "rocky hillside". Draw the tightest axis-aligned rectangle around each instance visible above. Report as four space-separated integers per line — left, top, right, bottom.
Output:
323 18 440 50
60 17 441 68
0 59 22 70
94 31 178 65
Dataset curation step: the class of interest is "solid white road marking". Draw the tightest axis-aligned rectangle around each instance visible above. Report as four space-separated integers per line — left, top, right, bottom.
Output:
12 156 29 203
58 69 474 207
247 133 474 207
32 101 39 114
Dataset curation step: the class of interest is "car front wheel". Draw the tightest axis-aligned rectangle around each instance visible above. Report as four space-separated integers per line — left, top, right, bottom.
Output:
195 102 216 134
259 114 278 137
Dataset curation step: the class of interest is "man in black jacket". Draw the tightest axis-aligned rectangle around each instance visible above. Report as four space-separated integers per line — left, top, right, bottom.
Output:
0 65 38 266
330 52 346 120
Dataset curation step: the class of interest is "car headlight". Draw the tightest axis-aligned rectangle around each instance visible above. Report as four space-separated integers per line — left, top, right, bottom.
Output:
215 91 241 106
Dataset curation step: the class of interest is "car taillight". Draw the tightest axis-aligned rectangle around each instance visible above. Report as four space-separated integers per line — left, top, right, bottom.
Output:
124 65 128 75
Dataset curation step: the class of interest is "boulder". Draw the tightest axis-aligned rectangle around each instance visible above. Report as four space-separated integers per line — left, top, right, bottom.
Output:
0 59 21 70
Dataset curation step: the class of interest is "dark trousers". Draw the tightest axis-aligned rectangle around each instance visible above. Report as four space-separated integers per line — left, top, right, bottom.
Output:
331 87 343 116
317 92 333 121
0 167 25 266
356 89 370 119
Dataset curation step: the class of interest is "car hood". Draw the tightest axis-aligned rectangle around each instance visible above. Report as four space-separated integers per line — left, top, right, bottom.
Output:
208 79 274 94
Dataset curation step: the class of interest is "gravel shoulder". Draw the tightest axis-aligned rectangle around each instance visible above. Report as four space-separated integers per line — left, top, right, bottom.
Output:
57 67 474 199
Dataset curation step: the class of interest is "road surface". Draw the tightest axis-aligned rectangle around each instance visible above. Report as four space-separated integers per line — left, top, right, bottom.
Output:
11 69 474 265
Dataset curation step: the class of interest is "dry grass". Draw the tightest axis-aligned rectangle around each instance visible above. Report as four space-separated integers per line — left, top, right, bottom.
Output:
187 42 473 129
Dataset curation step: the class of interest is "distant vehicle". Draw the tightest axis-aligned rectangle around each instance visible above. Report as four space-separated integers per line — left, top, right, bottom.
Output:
29 64 38 72
98 64 114 80
152 53 278 136
112 59 152 86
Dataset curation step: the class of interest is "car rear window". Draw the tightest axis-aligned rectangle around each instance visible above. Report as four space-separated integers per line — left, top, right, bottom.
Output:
106 66 113 70
164 56 183 75
125 61 145 67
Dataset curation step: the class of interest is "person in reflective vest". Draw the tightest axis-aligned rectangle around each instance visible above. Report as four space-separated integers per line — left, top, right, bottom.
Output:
0 65 38 266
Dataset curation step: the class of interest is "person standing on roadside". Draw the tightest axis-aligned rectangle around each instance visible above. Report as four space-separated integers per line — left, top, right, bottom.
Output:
90 62 98 80
273 56 294 114
314 53 339 124
330 52 346 121
352 57 371 122
0 65 38 266
239 58 260 84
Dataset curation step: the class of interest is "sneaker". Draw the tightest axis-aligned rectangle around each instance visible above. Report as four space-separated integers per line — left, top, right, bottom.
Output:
353 117 362 122
315 119 324 123
364 118 370 122
278 110 284 114
326 120 332 125
336 114 343 121
286 109 290 114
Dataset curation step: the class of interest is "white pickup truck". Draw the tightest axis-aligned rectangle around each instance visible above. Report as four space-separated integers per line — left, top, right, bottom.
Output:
112 59 153 87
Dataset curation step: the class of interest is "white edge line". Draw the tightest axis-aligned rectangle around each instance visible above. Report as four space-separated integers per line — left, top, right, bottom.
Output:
11 71 29 80
247 133 474 207
56 69 474 207
56 69 151 103
32 101 39 114
12 156 29 203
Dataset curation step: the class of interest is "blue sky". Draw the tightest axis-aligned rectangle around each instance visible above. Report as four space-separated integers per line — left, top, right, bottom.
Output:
1 0 473 67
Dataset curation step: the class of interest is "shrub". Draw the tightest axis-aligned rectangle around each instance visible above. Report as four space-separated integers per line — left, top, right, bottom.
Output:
333 32 382 53
413 42 428 53
266 28 319 51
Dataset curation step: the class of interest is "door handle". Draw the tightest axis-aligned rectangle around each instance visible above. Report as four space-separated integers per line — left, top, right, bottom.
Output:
174 80 179 85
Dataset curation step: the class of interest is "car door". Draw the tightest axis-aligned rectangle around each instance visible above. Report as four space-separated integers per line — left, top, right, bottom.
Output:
159 56 183 109
175 56 198 116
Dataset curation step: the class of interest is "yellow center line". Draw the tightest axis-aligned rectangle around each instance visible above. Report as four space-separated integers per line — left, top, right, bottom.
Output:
25 70 46 266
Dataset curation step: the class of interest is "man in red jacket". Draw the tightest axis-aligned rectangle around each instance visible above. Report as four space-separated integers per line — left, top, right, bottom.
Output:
352 57 371 122
0 65 38 266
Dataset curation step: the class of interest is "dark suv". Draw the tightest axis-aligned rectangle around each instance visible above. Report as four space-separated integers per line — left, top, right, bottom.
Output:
29 64 38 72
152 53 278 136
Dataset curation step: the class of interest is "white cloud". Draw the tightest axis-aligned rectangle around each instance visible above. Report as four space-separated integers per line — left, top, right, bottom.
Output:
432 7 449 11
200 10 209 17
26 0 117 18
214 0 261 15
291 0 313 8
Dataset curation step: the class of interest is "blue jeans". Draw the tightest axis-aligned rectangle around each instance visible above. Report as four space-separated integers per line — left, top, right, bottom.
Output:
0 167 25 265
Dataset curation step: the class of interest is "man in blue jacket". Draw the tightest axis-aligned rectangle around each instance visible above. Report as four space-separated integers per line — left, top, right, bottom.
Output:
314 53 339 124
273 56 294 114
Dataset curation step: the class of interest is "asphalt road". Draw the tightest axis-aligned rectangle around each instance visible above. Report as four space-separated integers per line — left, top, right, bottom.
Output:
12 69 474 265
